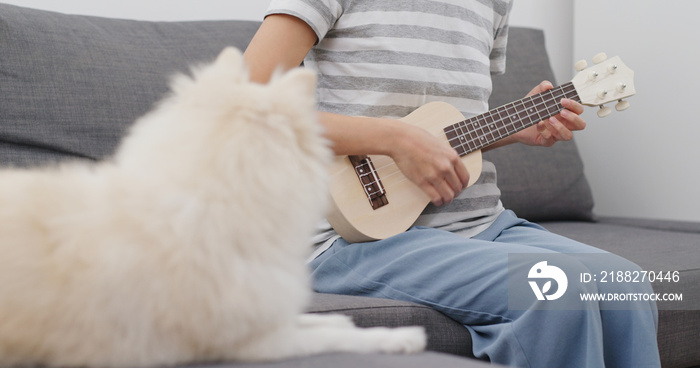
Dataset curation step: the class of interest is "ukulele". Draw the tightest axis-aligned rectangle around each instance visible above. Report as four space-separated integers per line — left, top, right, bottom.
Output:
326 53 636 243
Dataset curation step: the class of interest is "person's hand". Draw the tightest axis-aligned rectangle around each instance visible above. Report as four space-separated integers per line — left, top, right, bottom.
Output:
389 123 470 207
513 81 587 147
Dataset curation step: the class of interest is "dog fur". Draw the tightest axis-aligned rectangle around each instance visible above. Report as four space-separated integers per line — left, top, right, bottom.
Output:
0 48 426 367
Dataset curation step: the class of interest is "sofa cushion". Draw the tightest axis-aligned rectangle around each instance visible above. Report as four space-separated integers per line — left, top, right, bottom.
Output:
308 293 474 358
542 219 700 368
203 351 496 368
0 3 259 167
543 220 700 299
0 3 594 223
485 28 595 222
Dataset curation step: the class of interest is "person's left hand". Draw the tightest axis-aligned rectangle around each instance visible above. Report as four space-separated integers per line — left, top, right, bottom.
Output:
513 81 587 147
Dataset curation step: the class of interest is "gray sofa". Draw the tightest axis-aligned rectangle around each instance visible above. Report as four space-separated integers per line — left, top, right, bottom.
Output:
1 3 698 368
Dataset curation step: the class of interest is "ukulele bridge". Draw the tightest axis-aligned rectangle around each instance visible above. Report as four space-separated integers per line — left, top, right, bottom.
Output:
348 155 388 210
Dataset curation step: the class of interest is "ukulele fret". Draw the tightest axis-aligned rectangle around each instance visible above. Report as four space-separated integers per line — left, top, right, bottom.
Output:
444 82 581 155
348 155 389 210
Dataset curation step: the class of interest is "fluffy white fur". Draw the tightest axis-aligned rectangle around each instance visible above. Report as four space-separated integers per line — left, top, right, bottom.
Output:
0 48 425 367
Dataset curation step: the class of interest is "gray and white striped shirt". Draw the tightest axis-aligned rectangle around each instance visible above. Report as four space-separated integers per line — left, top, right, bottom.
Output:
266 0 512 246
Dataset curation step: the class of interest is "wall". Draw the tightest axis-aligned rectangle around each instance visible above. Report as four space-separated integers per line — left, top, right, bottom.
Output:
509 1 573 91
573 0 700 222
4 0 695 222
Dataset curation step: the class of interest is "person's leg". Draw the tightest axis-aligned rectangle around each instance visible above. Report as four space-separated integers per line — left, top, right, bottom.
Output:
483 213 660 367
309 211 660 367
309 217 603 367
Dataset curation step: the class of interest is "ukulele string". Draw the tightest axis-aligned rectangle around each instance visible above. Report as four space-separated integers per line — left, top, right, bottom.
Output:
445 84 578 152
368 86 574 177
358 85 580 194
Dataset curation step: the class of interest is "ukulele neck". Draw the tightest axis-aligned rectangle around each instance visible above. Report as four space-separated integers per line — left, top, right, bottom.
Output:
444 82 581 156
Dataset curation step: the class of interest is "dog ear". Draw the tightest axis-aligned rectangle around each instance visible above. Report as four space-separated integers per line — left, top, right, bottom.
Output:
215 47 244 68
273 68 317 98
213 47 249 83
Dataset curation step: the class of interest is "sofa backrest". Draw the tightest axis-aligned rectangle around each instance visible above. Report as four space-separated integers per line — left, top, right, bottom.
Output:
0 3 259 166
486 28 594 222
0 3 593 222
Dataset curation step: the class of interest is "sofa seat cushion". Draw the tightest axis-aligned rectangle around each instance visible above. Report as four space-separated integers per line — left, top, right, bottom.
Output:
307 293 473 358
542 219 700 368
201 351 496 368
542 219 700 307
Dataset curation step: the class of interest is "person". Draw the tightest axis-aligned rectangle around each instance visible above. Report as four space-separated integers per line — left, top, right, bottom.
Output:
243 1 661 367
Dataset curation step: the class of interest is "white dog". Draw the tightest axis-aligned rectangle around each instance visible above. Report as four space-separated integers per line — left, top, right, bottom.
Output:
0 48 426 367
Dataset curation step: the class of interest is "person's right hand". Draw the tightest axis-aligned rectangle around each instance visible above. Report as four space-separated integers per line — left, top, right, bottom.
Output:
388 122 470 207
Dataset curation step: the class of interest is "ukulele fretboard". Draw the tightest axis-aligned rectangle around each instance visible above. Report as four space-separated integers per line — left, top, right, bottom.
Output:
445 82 581 156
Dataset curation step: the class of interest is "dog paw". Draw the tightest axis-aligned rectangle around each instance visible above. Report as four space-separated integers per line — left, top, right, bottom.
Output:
376 326 427 354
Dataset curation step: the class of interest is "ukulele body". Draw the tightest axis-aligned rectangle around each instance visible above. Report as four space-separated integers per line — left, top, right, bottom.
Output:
326 102 482 243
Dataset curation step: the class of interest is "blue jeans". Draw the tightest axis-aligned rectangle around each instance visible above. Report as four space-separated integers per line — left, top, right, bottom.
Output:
309 210 660 368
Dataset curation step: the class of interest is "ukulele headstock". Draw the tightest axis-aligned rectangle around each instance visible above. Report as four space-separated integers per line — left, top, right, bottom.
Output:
571 53 635 117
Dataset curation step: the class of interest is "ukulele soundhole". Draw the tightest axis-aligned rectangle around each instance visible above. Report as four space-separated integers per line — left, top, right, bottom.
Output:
348 155 388 210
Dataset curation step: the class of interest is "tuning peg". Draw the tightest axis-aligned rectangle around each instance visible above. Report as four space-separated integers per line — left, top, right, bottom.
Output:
592 52 608 64
615 100 630 111
616 83 628 93
597 105 612 118
574 59 588 72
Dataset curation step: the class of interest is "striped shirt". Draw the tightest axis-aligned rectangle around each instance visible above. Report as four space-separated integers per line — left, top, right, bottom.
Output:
266 0 512 246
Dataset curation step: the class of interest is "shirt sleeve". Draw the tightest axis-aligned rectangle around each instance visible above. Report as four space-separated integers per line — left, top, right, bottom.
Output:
265 0 344 43
490 3 513 75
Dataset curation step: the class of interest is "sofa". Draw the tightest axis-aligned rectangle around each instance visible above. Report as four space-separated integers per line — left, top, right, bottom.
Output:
1 3 698 368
